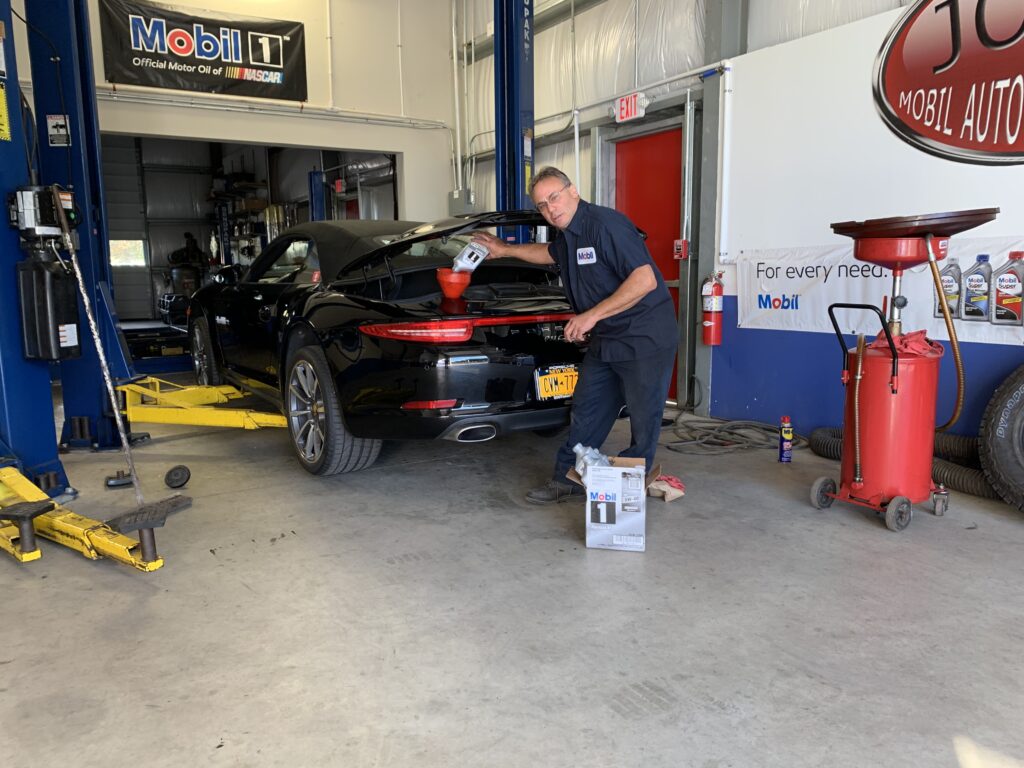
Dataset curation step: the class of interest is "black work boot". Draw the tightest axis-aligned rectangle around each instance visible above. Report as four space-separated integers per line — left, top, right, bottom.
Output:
525 480 584 505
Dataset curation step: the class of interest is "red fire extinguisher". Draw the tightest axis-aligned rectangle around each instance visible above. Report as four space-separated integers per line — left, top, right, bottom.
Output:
702 271 724 346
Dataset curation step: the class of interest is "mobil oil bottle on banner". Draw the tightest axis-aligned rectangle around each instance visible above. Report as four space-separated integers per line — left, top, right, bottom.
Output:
962 254 992 321
934 256 962 319
992 252 1024 326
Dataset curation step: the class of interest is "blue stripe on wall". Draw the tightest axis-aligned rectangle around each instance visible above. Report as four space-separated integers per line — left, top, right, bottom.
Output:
709 296 1024 437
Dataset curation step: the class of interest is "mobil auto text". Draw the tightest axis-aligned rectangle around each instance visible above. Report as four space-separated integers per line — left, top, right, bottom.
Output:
755 261 885 283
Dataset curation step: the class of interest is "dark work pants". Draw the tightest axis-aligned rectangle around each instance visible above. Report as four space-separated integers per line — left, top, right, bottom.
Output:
553 345 675 482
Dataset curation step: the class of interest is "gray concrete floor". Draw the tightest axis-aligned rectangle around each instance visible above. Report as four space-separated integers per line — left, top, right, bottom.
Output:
3 415 1023 768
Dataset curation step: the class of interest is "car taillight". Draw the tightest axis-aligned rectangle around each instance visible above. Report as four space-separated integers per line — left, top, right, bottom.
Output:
401 399 458 410
361 321 475 343
360 313 574 344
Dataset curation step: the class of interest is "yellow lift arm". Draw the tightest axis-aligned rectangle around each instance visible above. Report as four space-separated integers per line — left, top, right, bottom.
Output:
0 467 186 571
118 377 286 430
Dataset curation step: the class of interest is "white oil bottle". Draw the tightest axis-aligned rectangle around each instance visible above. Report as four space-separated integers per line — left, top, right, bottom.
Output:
991 251 1024 326
962 254 992 321
934 257 962 319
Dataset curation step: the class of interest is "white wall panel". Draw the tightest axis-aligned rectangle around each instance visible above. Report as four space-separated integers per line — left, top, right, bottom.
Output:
746 0 910 52
724 11 1024 263
464 0 704 155
470 135 591 212
60 0 456 221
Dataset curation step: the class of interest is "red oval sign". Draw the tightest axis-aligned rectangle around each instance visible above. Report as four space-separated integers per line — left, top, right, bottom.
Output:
874 0 1024 165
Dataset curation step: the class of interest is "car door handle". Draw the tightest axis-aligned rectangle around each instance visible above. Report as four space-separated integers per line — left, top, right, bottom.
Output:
252 293 263 301
258 305 272 322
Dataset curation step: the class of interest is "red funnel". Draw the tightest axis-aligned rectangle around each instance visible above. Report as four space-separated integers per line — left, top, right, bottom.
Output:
437 267 471 299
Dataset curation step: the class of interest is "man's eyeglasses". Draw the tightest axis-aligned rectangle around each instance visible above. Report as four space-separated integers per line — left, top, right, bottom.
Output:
535 183 571 213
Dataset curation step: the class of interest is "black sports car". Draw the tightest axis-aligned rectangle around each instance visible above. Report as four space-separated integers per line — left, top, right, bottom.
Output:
188 212 582 475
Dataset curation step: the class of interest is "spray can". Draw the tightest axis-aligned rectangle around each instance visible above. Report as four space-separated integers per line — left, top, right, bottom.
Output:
452 242 489 273
934 257 962 319
991 252 1024 326
962 254 992 321
779 416 794 463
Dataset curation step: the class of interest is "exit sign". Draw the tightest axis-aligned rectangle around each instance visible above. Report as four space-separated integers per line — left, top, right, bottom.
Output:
614 91 647 123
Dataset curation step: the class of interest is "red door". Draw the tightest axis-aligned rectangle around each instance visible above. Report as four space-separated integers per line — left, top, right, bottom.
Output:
614 128 682 398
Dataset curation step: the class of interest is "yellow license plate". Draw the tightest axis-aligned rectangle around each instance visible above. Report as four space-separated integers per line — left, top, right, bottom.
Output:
535 365 578 400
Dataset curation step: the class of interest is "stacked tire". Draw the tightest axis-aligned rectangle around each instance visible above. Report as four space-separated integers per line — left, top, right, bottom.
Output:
980 365 1024 513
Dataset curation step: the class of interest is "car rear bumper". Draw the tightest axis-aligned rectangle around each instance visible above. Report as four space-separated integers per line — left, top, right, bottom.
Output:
345 403 571 441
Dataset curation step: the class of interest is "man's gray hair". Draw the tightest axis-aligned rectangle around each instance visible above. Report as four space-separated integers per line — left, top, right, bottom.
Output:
529 166 573 197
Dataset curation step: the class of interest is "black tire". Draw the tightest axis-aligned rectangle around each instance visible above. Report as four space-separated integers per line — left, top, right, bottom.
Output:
164 465 191 489
284 345 381 476
885 496 912 532
979 365 1024 513
190 316 223 386
810 476 836 509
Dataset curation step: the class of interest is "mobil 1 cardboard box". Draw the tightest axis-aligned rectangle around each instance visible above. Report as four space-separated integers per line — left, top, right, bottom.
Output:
567 458 660 552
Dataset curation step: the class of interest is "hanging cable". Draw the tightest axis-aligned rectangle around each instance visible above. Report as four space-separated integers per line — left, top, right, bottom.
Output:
50 186 145 507
17 91 36 184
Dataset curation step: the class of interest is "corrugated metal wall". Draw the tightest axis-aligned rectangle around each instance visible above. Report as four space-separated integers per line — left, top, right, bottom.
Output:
101 135 153 320
100 136 215 320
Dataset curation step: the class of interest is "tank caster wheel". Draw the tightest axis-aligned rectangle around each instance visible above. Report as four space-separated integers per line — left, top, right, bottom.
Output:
931 487 949 517
885 496 912 532
810 477 837 509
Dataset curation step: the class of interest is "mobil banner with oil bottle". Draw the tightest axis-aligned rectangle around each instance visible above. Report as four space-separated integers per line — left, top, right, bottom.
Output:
736 236 1024 344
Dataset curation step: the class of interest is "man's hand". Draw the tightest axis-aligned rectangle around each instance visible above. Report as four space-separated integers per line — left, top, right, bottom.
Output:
471 231 507 259
470 232 554 265
562 265 658 343
564 311 597 343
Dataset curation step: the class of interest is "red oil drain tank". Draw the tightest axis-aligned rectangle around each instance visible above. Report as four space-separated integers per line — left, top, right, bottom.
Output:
811 208 999 532
840 331 943 506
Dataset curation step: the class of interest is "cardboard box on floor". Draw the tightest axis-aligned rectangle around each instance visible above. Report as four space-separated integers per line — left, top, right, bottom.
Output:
567 458 661 553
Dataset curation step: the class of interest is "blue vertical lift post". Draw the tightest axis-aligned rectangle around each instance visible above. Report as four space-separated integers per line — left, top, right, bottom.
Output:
25 0 136 453
493 0 534 243
0 0 182 569
0 0 71 491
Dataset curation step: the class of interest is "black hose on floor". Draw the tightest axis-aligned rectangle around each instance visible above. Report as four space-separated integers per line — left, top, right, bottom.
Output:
666 417 808 456
808 427 842 460
932 458 1001 500
808 427 998 500
933 433 981 467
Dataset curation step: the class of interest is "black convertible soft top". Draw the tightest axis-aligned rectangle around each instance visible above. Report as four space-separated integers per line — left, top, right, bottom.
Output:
280 220 421 278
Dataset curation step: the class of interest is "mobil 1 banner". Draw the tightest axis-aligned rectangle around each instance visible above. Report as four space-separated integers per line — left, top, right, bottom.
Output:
736 237 1024 346
99 0 307 102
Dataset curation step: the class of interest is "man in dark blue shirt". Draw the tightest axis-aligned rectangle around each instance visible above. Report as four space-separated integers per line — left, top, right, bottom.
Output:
474 166 677 504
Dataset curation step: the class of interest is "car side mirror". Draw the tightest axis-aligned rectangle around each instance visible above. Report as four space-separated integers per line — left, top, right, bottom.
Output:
214 263 243 285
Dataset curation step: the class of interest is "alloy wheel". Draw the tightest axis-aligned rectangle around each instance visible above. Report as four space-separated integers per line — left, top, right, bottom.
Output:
288 360 326 464
192 325 209 385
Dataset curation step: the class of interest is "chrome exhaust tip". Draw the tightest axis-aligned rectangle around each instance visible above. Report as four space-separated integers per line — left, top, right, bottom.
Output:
454 424 497 443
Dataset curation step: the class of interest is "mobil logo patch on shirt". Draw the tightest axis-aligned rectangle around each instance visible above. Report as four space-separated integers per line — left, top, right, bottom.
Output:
576 247 597 265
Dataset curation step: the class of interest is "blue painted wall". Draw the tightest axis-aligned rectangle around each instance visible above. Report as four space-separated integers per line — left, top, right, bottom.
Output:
709 297 1024 437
